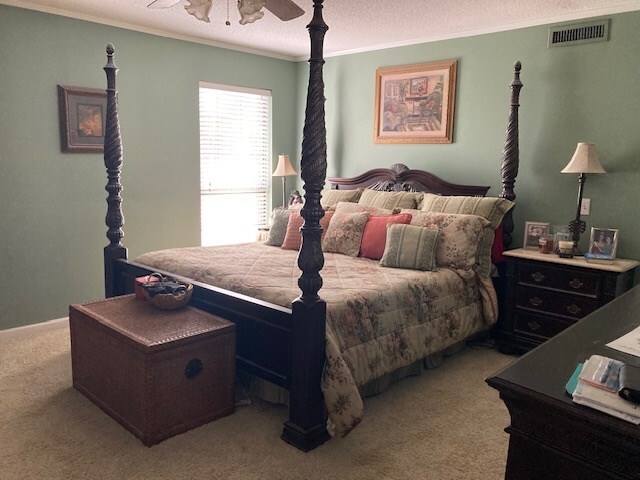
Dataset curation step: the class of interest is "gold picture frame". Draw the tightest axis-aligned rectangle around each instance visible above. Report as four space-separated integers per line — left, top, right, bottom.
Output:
374 59 457 144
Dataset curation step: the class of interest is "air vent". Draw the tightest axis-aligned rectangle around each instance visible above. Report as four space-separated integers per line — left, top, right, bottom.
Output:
548 19 610 48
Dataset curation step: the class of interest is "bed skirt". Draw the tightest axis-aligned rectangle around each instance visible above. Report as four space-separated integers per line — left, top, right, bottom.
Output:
238 340 468 407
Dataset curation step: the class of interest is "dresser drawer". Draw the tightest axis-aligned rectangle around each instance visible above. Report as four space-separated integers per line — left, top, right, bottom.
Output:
513 310 574 340
518 262 599 296
516 285 598 319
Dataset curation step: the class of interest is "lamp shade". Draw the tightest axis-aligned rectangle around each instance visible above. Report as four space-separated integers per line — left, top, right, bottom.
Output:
272 154 297 177
561 143 606 174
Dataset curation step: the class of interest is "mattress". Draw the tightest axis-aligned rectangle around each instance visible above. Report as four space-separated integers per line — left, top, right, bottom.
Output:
134 242 498 435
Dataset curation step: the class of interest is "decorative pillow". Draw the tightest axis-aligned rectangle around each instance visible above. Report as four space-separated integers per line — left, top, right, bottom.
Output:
380 224 440 271
320 188 363 208
402 209 493 277
334 201 399 217
264 207 290 246
358 189 423 210
322 212 371 256
281 210 335 251
491 224 505 264
419 193 514 230
359 214 413 260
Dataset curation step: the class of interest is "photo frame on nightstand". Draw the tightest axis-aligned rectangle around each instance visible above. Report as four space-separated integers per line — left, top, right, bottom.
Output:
523 221 550 250
588 227 618 259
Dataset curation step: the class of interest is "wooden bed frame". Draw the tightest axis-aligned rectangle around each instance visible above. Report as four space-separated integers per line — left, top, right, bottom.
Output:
100 0 523 452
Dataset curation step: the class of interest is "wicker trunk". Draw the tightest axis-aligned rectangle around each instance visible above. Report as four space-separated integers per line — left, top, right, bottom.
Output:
69 295 235 446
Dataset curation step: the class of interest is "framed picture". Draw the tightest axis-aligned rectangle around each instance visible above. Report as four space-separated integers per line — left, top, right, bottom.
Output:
57 85 107 153
523 221 550 250
588 227 618 259
374 59 457 144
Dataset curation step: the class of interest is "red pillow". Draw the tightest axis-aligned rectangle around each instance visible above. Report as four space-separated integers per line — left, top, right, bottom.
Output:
359 214 413 260
491 224 505 263
281 210 334 250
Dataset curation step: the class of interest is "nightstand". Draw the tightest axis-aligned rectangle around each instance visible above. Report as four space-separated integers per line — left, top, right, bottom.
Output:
496 248 639 354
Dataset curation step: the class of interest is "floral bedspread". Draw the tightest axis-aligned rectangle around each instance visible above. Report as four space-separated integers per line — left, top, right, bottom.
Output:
134 243 498 436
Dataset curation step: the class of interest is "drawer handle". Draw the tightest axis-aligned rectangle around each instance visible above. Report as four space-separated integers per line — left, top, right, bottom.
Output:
567 304 581 315
531 272 545 283
527 321 541 331
569 278 584 289
529 297 543 307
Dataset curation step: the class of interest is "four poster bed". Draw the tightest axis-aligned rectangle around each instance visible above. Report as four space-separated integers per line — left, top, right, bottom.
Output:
100 0 523 452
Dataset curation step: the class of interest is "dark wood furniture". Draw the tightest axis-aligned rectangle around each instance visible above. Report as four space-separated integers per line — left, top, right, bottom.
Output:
487 284 640 480
98 0 524 451
70 295 235 446
496 248 638 353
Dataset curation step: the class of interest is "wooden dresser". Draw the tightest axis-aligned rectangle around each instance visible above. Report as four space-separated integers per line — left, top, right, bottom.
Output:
487 285 640 480
497 248 638 354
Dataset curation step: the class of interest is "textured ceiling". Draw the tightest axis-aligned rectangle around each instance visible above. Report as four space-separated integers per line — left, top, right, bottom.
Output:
5 0 640 59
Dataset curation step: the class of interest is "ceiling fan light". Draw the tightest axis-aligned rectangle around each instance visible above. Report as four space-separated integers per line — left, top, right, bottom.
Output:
238 0 266 24
185 0 213 22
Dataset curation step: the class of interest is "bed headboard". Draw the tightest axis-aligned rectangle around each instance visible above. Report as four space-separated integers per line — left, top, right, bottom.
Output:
327 163 490 197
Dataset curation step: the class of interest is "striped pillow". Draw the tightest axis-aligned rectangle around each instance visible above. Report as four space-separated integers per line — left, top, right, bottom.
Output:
358 189 423 210
320 188 363 208
334 201 399 217
402 209 493 277
380 224 440 271
419 193 514 229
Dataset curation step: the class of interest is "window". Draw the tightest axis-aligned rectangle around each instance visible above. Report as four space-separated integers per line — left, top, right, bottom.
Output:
199 82 272 246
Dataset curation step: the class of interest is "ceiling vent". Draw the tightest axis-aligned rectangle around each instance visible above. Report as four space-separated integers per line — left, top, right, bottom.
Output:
548 19 610 48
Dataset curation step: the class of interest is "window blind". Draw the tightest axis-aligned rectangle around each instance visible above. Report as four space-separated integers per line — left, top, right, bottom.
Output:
199 82 272 246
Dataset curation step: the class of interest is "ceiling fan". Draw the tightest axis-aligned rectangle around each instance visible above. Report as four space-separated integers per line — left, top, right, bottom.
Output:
147 0 305 25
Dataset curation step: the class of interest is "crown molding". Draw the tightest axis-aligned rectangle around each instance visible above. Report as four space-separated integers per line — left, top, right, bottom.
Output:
304 2 640 61
2 0 640 62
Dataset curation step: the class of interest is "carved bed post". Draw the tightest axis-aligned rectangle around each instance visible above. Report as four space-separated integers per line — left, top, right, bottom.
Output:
103 44 128 297
499 61 522 250
281 0 331 452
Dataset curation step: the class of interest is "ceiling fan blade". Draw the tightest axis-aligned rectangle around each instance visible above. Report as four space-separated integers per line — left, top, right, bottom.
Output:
147 0 183 9
263 0 304 21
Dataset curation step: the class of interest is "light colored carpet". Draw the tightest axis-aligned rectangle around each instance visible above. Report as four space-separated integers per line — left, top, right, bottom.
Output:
0 325 514 480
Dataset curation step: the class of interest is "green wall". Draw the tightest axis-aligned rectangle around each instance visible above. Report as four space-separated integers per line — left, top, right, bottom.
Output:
0 5 298 329
2 5 640 330
298 11 640 260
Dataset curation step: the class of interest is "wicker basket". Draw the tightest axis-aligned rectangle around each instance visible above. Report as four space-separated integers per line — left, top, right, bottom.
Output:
142 278 193 310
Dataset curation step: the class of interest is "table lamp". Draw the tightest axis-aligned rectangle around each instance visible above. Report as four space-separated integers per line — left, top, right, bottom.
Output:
561 142 606 254
272 154 297 207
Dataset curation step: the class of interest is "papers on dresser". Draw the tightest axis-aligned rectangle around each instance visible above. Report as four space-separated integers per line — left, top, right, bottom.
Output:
571 355 640 424
607 325 640 358
573 381 640 424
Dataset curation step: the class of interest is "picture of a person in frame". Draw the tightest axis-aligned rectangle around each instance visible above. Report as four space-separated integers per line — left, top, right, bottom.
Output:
524 222 549 249
591 229 616 256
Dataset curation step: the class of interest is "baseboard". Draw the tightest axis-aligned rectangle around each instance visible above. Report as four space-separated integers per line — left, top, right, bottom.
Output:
0 317 69 340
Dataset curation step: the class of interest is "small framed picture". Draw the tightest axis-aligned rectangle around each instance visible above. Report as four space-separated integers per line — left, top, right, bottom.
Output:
523 221 550 250
588 227 618 259
57 85 107 153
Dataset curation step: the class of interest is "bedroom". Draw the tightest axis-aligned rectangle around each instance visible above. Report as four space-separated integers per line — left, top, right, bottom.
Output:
1 0 640 478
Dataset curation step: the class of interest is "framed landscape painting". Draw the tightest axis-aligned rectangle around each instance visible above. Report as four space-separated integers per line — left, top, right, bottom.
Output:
374 59 457 144
57 85 107 153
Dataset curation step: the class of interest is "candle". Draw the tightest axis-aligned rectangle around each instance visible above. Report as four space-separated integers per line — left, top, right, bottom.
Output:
558 241 574 258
